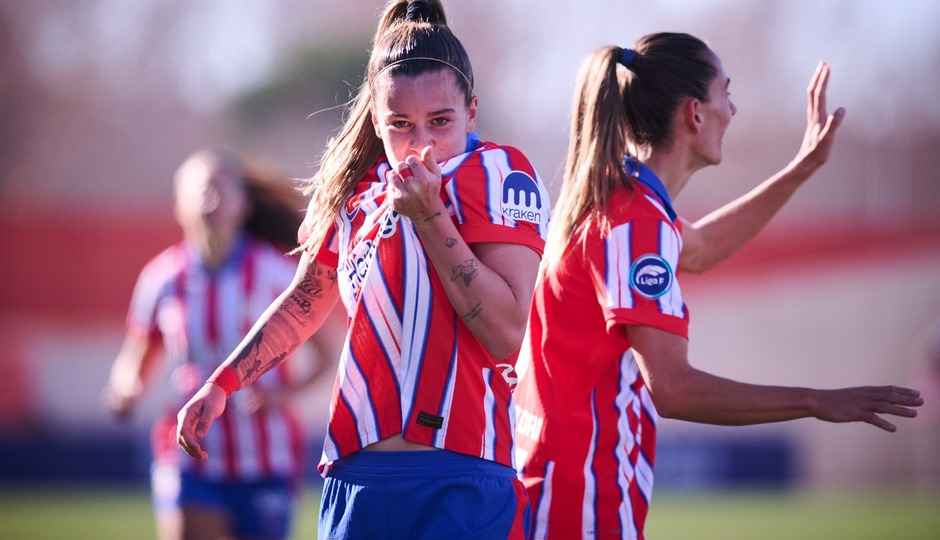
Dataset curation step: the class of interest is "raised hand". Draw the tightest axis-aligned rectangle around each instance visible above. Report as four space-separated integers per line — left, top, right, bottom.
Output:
387 146 446 222
793 61 846 173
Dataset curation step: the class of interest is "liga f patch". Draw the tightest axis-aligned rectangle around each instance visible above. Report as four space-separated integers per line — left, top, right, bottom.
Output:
629 254 674 299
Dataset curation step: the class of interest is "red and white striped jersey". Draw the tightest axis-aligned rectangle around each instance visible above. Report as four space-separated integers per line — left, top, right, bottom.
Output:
127 234 306 482
312 139 550 475
514 174 689 539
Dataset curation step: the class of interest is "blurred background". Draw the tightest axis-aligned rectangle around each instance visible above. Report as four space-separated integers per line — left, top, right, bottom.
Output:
0 0 938 535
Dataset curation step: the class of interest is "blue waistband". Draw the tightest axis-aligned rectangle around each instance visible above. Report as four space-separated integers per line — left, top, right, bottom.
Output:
327 450 516 480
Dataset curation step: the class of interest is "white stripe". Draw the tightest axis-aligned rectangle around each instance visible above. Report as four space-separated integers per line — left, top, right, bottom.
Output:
336 340 380 446
398 219 432 423
655 221 685 317
480 368 496 460
531 461 555 539
582 390 598 537
614 351 640 532
265 412 292 475
636 385 656 499
434 351 458 448
480 149 510 225
606 223 635 310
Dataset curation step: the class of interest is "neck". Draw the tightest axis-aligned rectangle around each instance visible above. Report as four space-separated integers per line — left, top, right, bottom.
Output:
191 233 239 271
638 141 705 201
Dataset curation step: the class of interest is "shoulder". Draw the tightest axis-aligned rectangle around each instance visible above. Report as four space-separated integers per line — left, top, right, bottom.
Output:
138 242 188 282
607 182 676 226
443 142 538 177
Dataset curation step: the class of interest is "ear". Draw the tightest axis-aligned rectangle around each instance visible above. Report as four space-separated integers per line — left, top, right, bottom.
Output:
684 98 704 134
370 103 382 139
466 95 479 133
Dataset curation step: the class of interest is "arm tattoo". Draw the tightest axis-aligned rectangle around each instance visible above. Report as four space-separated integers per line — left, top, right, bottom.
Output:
296 276 324 298
450 259 479 287
231 327 294 386
445 237 458 248
422 211 442 223
462 302 483 322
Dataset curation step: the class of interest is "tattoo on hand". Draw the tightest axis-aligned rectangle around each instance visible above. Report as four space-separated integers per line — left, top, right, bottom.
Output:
462 302 483 322
451 259 479 286
445 238 458 248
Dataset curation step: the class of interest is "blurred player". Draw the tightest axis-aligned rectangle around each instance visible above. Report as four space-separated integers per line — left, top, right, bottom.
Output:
104 148 334 540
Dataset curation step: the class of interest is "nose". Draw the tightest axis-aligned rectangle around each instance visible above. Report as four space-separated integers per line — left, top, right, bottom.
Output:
410 125 431 152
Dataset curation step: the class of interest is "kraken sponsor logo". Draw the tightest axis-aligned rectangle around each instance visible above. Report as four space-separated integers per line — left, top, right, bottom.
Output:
501 171 543 223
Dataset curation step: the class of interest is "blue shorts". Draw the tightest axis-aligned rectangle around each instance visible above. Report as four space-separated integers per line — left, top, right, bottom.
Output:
151 464 296 539
319 450 530 540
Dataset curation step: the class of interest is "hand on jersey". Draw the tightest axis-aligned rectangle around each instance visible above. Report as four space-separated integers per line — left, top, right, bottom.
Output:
176 382 227 461
388 146 446 222
792 61 846 173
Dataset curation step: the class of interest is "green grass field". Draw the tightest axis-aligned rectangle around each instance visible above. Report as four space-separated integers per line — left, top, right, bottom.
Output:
0 486 937 539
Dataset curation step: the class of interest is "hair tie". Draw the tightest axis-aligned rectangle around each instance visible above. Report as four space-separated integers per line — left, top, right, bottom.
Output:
619 48 636 68
406 1 434 23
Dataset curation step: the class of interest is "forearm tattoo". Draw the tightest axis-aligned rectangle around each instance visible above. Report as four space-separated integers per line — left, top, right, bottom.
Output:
445 237 458 248
422 211 442 223
231 329 289 386
462 302 483 322
281 262 336 326
234 261 332 386
451 259 479 287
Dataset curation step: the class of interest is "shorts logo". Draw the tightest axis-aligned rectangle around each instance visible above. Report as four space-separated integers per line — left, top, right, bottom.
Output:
629 254 673 299
502 171 542 223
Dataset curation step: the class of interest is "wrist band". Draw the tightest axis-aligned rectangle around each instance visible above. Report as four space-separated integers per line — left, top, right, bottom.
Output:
207 365 239 397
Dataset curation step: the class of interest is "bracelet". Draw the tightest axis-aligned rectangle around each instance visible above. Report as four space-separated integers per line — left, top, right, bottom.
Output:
206 365 239 397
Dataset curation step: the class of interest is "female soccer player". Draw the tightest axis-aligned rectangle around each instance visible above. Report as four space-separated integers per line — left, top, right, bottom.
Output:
104 149 331 540
512 33 923 540
176 1 549 538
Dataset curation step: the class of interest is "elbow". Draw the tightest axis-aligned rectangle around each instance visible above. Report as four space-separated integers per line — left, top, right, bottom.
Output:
679 254 713 275
647 379 694 421
478 318 527 360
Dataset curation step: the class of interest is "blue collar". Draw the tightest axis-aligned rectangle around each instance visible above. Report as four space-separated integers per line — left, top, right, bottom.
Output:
465 131 481 153
624 156 677 221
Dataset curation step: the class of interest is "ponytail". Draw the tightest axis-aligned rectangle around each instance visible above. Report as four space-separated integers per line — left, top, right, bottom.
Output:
297 0 466 256
544 46 631 269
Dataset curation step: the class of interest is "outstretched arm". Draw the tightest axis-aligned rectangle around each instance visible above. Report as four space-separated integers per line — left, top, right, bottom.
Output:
680 61 846 274
177 252 340 461
627 324 922 432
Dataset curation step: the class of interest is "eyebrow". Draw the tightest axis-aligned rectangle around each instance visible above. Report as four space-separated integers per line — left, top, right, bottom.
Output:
388 107 457 119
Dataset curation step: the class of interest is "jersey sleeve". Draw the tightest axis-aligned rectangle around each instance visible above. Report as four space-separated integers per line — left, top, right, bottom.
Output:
298 198 340 268
125 256 169 339
441 144 550 255
587 215 689 339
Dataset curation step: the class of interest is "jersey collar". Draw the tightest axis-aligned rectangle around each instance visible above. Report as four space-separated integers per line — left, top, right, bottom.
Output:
624 156 677 222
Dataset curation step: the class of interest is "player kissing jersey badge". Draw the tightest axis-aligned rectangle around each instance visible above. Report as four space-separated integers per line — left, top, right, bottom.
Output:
629 253 674 299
